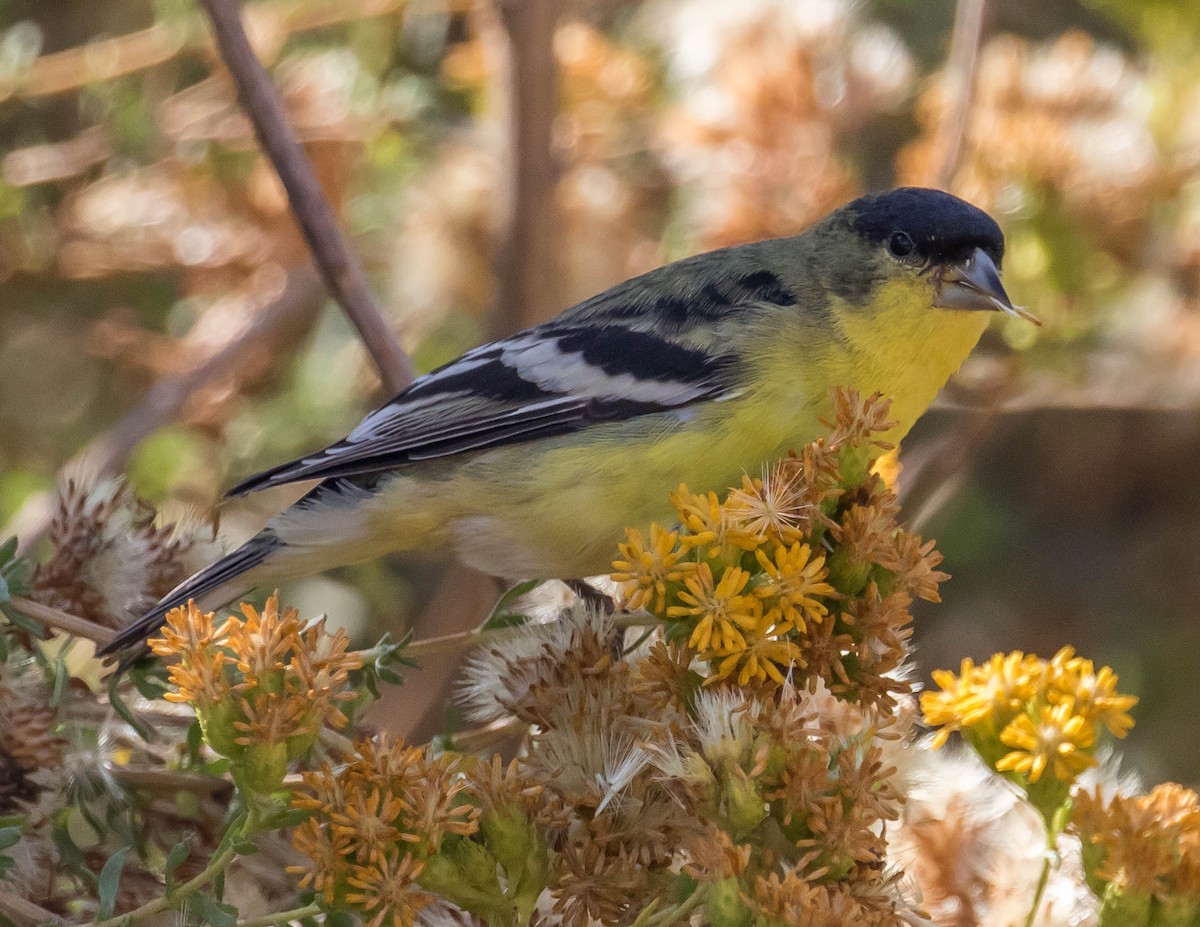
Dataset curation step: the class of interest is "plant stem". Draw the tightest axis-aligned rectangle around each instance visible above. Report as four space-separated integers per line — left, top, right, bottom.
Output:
87 813 255 927
233 903 322 927
0 888 61 927
197 0 415 394
1024 825 1059 927
640 885 708 927
8 597 116 646
392 612 662 661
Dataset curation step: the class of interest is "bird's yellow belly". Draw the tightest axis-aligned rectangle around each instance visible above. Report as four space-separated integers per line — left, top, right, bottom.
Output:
430 388 827 578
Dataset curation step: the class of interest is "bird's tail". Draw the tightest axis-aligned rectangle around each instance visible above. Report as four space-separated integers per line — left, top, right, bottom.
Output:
99 529 283 658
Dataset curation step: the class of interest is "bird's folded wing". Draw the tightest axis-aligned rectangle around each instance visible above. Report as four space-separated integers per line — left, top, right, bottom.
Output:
226 323 741 496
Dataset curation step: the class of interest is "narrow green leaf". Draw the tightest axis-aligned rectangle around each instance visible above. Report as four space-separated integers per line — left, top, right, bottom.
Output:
191 894 238 927
108 676 155 741
0 826 22 851
164 839 190 888
1 603 43 637
480 580 540 631
0 537 18 567
96 845 129 920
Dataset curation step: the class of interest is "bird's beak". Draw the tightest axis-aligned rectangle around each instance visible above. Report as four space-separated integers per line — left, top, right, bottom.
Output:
933 247 1041 325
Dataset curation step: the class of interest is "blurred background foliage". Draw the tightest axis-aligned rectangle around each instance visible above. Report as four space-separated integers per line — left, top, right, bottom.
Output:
2 0 1199 779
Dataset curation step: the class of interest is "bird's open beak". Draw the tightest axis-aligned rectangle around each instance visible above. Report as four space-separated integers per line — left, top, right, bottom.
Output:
933 247 1041 325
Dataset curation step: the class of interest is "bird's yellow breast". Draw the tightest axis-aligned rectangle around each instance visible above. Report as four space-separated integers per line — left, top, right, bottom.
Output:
366 278 989 578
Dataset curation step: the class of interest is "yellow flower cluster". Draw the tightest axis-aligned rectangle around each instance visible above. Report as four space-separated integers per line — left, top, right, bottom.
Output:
921 647 1137 789
290 739 478 927
149 594 362 793
613 389 943 703
1073 782 1200 919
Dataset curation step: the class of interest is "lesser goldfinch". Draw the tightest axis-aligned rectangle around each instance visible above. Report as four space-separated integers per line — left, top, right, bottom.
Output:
102 186 1024 654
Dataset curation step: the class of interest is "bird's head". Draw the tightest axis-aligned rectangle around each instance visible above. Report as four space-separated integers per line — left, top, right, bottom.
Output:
811 186 1037 334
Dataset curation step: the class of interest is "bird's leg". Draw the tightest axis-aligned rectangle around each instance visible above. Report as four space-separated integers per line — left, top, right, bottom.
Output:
565 578 624 659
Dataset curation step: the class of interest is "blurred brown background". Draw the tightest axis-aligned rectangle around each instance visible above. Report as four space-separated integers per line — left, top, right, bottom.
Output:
2 0 1199 780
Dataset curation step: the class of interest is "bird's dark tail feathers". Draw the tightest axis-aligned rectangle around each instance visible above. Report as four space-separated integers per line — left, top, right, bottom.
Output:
99 530 283 660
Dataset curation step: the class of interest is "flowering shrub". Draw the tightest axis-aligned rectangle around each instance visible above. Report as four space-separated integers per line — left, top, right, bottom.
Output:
0 390 1193 927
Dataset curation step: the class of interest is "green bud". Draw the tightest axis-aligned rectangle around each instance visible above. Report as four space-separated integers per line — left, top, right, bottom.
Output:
723 769 767 839
197 702 243 760
481 806 549 925
826 547 871 597
706 878 751 927
240 739 288 795
418 837 511 923
838 444 871 489
1098 885 1152 927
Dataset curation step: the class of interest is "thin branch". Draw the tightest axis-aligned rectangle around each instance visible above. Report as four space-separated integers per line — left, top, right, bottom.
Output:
490 0 565 336
371 611 662 663
109 766 233 796
0 888 61 927
8 596 117 647
6 266 324 553
88 839 240 927
197 0 415 395
931 0 986 190
0 0 471 104
234 904 323 927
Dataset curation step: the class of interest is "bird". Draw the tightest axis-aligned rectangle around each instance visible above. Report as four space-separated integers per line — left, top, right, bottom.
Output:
100 186 1029 656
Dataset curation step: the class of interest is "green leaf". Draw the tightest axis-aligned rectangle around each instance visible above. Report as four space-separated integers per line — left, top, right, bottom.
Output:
50 652 69 708
267 807 311 830
480 580 540 631
0 826 22 852
231 840 260 856
322 911 356 927
1 557 30 597
191 893 239 927
1 602 44 637
0 537 17 568
0 573 9 604
164 838 190 888
131 667 170 701
108 675 155 742
186 720 204 766
96 845 129 920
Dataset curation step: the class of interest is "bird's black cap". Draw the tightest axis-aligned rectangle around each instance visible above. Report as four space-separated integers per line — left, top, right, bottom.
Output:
848 187 1004 266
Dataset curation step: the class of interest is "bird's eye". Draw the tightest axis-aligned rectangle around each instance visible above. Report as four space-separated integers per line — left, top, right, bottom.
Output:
887 231 915 259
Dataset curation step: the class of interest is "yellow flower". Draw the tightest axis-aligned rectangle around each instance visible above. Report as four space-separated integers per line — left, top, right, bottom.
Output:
1047 646 1137 738
921 651 1044 747
670 485 724 555
1074 783 1200 900
995 701 1097 784
671 485 763 556
344 850 432 927
149 602 233 708
226 595 302 683
711 629 803 687
668 563 761 653
753 542 835 632
611 523 695 613
724 464 811 546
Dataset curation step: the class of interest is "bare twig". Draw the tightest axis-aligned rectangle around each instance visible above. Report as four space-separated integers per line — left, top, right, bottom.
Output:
8 596 117 646
0 889 61 927
197 0 416 394
931 0 986 190
6 267 324 553
490 0 565 335
109 766 233 796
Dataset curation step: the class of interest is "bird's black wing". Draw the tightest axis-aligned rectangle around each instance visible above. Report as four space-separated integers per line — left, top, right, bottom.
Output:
227 326 739 495
227 252 795 497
